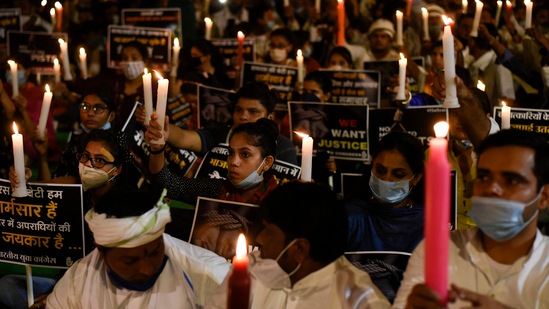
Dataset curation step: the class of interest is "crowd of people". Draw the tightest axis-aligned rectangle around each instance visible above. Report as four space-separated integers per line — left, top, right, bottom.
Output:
0 0 549 308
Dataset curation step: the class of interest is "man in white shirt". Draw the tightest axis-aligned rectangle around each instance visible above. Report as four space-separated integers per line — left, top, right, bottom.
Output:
393 129 549 308
359 18 400 64
206 182 390 309
46 188 230 308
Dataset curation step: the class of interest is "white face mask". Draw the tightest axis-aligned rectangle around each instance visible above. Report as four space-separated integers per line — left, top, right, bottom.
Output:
269 48 288 63
121 61 145 80
248 239 301 289
78 163 116 191
228 158 266 190
369 171 414 204
329 65 344 71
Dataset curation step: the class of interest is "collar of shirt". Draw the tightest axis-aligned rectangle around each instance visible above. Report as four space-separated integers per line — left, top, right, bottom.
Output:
472 50 497 72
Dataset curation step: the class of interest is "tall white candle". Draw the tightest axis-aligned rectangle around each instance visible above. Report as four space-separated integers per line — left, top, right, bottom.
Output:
38 84 53 140
296 132 313 182
462 0 468 13
25 265 33 308
58 38 73 81
7 60 18 98
422 7 430 41
53 58 61 84
396 10 403 46
284 0 289 7
470 0 484 37
153 70 169 145
315 0 320 12
12 122 28 197
171 38 181 77
396 53 407 101
495 1 502 25
297 49 304 86
524 0 532 29
501 102 511 129
204 17 213 40
143 68 153 127
50 8 56 31
79 47 88 80
442 16 459 108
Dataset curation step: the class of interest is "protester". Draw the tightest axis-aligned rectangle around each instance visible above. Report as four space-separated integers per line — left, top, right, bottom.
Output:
359 18 399 63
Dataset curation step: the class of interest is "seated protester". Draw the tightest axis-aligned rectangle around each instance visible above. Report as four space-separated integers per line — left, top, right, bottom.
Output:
325 46 355 70
346 131 425 253
161 82 298 165
394 129 549 308
205 182 391 308
46 187 230 308
262 28 297 66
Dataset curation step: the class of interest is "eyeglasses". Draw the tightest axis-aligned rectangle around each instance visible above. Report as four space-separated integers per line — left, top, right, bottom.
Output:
76 152 115 168
80 103 108 114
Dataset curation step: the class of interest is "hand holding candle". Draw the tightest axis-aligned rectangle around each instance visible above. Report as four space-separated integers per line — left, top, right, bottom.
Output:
396 53 407 101
227 234 250 309
38 84 53 140
442 16 459 108
425 121 450 305
143 68 153 126
79 47 88 80
7 60 19 98
152 70 169 145
296 132 313 182
501 102 511 129
12 123 28 198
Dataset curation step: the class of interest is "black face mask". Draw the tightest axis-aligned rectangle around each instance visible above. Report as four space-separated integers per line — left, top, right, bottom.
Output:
228 4 240 14
189 57 202 68
300 91 321 102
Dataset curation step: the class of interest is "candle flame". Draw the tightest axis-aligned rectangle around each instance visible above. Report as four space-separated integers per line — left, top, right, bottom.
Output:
421 7 428 14
502 101 507 108
399 53 405 60
237 31 245 39
13 122 18 135
58 38 65 45
54 1 62 9
434 121 449 138
396 10 402 16
462 0 468 6
45 84 50 92
41 0 47 6
294 131 310 139
174 37 180 47
7 60 16 69
204 17 212 25
524 0 530 5
236 234 247 258
79 47 86 56
497 0 502 6
297 49 302 57
153 70 164 80
442 15 453 26
337 0 342 3
476 80 485 91
144 68 148 74
54 58 59 65
506 0 512 7
50 8 55 16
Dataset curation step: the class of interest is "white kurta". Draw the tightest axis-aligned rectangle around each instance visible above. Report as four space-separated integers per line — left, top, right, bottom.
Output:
47 234 230 308
393 229 549 309
206 256 390 309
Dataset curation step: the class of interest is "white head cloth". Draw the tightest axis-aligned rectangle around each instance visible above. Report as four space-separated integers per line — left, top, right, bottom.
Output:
85 189 172 248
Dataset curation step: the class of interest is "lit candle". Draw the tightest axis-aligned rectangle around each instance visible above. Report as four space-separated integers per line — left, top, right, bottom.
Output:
315 0 321 12
296 132 313 181
396 10 403 46
237 31 245 67
462 0 468 13
79 47 88 80
396 53 407 101
38 84 53 140
54 1 63 31
53 58 61 84
442 16 459 108
425 121 450 305
171 37 181 77
506 1 513 19
422 8 430 41
337 0 345 46
152 70 169 145
50 8 56 31
284 0 289 7
470 0 483 37
204 17 213 40
495 1 502 25
297 49 304 86
7 60 18 98
12 122 28 198
501 101 511 129
524 0 532 29
58 38 73 81
143 68 153 127
476 80 485 91
227 234 250 309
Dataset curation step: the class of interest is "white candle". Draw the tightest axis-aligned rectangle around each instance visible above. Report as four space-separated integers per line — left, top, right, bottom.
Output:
53 58 61 84
470 0 483 37
462 0 468 13
495 1 502 25
12 122 28 198
297 49 304 86
38 84 53 140
442 16 459 108
204 17 213 40
79 47 88 80
26 265 34 308
7 60 18 98
501 102 511 129
171 37 181 77
396 10 403 46
396 53 407 101
58 38 73 81
143 68 153 127
524 0 532 29
284 0 289 7
296 132 313 182
477 80 486 91
422 7 430 41
315 0 320 12
153 70 169 145
50 8 56 31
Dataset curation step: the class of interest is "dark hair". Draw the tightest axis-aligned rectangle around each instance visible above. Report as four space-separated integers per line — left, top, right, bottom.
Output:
304 71 333 95
476 130 549 190
248 3 272 26
326 46 354 69
235 82 278 114
191 38 214 56
94 186 163 218
80 129 122 163
470 87 492 115
229 118 278 158
270 28 296 48
121 40 150 62
83 87 115 111
373 132 425 175
472 23 499 50
260 182 347 264
455 65 475 88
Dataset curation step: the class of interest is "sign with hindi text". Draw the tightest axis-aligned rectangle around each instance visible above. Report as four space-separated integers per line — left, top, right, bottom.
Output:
321 69 380 107
241 62 297 104
0 8 21 44
493 106 549 140
121 8 182 41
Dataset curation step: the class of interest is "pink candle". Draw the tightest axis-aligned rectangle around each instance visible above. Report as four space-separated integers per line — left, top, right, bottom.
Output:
425 121 450 304
227 234 250 309
337 0 345 46
237 31 245 67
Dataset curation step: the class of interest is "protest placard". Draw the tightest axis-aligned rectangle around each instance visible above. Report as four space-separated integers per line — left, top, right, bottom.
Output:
241 62 298 105
121 8 182 41
7 31 68 75
197 84 236 129
321 69 380 107
493 106 549 140
211 38 255 83
0 8 21 44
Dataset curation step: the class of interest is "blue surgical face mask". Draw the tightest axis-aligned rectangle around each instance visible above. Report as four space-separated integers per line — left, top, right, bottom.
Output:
5 70 27 87
303 45 313 58
369 171 414 204
228 158 267 190
266 20 276 31
469 193 541 242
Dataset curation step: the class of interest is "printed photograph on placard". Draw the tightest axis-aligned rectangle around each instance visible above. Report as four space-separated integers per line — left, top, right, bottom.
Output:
197 84 236 129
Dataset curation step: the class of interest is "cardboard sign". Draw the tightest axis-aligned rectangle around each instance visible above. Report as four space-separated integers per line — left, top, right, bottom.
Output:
241 62 298 104
0 179 85 268
0 8 21 44
7 31 68 74
493 106 549 140
289 102 369 161
107 25 172 71
121 8 182 41
320 69 381 107
211 38 255 83
197 84 236 129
